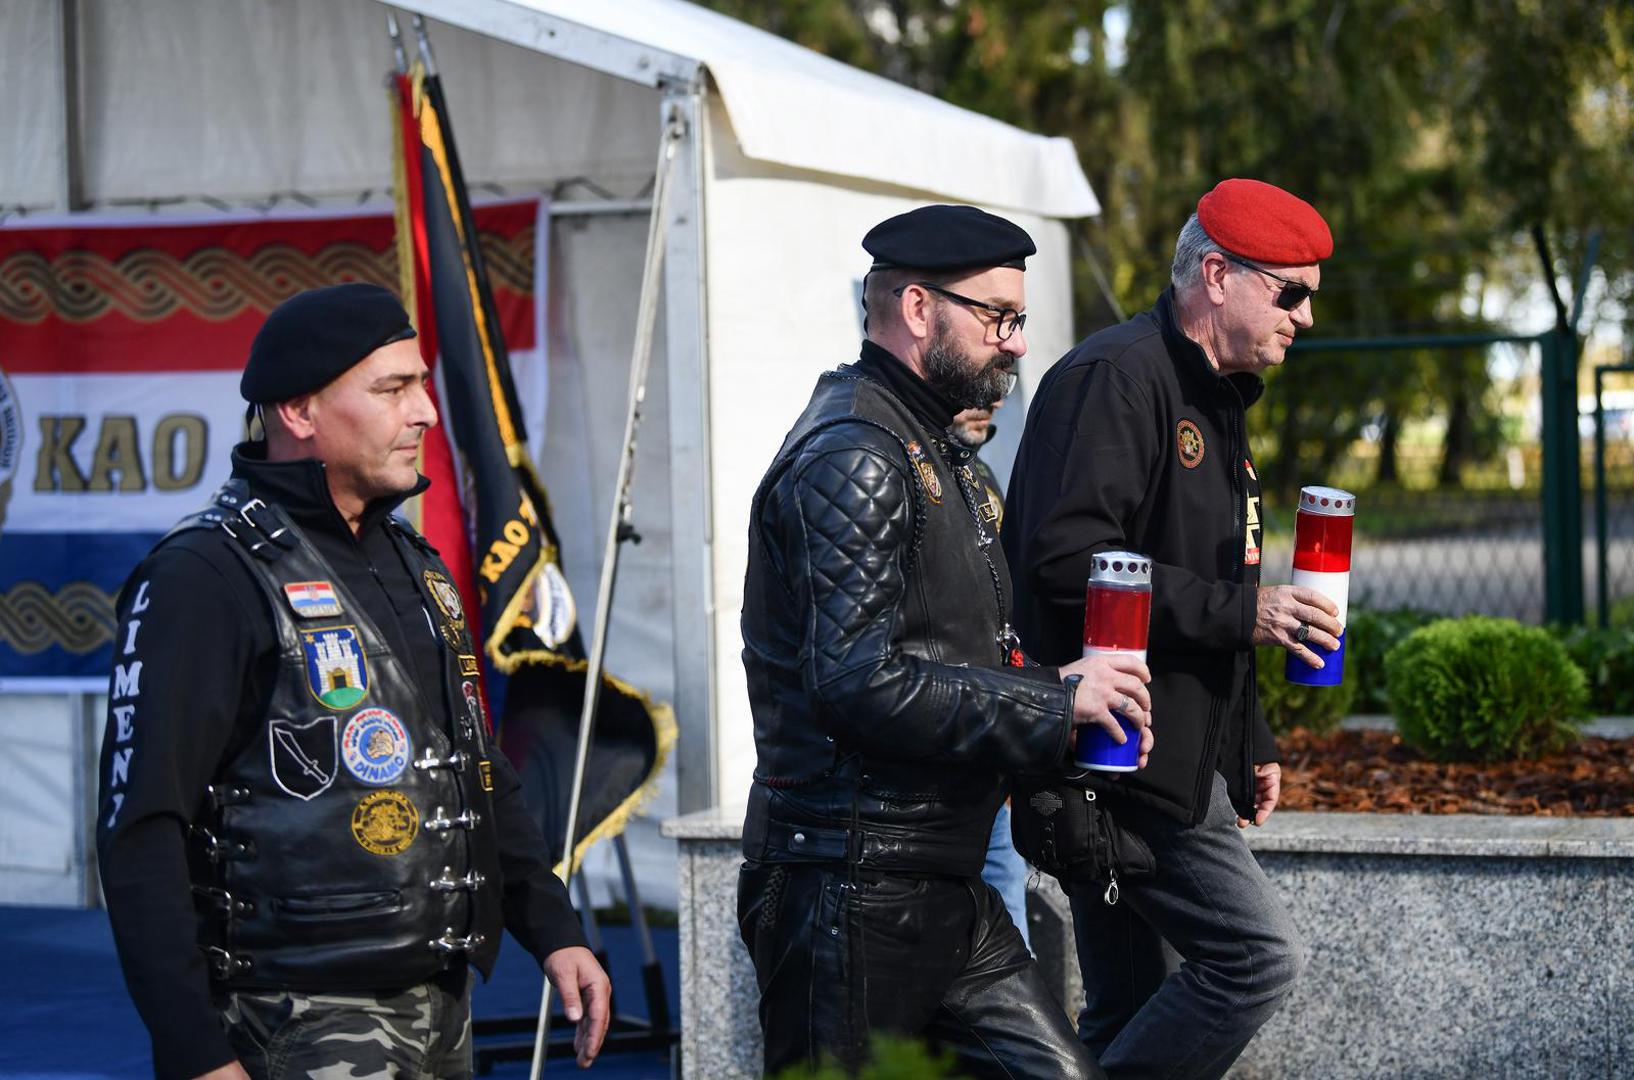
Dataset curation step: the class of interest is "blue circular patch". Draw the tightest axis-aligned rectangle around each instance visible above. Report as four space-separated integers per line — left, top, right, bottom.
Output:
340 708 411 786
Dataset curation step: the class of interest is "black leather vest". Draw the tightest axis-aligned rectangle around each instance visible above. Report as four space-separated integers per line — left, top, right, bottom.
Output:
174 482 503 990
741 369 1047 876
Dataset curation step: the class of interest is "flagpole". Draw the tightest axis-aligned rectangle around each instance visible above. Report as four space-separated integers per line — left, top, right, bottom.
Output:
527 105 688 1080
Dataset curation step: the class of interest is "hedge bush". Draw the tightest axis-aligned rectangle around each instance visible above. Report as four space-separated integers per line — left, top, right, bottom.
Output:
1385 616 1587 762
1553 625 1634 715
773 1036 967 1079
1344 606 1444 712
1256 645 1357 735
1609 594 1634 631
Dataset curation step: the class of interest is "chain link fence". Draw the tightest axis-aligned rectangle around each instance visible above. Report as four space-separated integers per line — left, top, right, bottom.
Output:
1252 340 1634 626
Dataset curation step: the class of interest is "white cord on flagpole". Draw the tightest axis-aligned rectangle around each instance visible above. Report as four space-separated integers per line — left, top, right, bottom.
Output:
527 103 687 1080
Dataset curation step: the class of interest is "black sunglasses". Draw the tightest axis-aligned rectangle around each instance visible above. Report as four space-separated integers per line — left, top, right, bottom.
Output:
894 282 1027 341
1222 253 1317 311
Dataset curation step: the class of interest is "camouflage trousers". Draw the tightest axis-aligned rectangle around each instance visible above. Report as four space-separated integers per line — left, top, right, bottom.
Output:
219 980 473 1080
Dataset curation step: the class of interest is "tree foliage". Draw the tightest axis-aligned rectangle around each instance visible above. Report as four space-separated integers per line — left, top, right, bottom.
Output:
699 1 1634 488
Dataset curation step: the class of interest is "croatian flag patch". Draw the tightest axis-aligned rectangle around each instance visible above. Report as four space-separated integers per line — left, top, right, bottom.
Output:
284 580 342 619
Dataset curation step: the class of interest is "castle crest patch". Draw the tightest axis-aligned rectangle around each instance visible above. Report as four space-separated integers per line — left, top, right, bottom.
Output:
300 625 368 710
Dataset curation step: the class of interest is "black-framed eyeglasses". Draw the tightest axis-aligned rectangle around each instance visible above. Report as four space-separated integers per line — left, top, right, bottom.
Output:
1222 253 1318 311
894 281 1027 341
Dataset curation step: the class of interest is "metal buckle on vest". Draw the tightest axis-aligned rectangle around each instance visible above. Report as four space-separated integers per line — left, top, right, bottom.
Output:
237 497 292 557
413 749 468 772
205 783 250 809
424 808 481 832
430 867 487 892
193 827 256 862
205 945 255 979
191 885 255 918
428 929 486 954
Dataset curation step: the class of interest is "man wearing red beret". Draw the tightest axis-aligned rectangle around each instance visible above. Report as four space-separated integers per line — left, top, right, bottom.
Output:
1002 179 1343 1078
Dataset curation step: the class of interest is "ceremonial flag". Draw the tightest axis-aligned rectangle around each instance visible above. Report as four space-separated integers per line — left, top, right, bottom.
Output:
390 60 672 875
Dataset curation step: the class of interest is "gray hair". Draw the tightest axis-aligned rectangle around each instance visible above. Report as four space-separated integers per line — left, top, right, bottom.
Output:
1170 213 1230 290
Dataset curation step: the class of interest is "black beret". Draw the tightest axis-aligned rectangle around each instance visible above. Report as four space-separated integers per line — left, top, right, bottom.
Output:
862 204 1036 273
240 283 416 404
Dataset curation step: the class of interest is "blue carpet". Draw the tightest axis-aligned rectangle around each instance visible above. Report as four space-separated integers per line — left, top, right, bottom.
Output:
0 905 678 1080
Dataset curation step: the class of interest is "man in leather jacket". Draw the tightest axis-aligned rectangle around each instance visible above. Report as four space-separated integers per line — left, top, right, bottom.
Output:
737 205 1153 1077
96 284 609 1080
1004 179 1344 1079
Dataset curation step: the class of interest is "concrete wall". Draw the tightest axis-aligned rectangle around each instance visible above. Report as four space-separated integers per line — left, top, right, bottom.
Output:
665 809 1634 1080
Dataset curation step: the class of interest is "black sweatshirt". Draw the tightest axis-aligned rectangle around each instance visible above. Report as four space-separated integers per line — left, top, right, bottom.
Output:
1003 290 1275 825
95 444 584 1080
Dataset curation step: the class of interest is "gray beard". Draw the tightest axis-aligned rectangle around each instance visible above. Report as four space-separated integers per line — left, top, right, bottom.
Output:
922 313 1014 413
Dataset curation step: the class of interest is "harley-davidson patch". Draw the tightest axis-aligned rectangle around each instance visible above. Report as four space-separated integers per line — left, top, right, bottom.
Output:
1177 419 1206 469
350 790 418 856
1029 789 1064 817
268 717 338 801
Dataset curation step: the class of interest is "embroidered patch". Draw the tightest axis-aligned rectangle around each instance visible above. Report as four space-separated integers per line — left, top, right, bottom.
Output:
479 759 494 792
1029 789 1064 817
424 570 464 620
341 708 412 786
458 654 480 677
906 441 943 504
268 717 338 801
283 580 342 619
300 626 368 710
460 680 484 739
350 790 418 856
1176 419 1206 469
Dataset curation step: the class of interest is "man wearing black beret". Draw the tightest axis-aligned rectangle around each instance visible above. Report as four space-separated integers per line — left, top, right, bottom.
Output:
737 206 1153 1077
96 283 610 1080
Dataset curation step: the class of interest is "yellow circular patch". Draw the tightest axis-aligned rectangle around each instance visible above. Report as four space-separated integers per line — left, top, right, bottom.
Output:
350 790 419 856
1176 419 1206 469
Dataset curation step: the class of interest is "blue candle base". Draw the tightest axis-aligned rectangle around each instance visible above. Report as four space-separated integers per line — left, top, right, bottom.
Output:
1074 712 1142 771
1286 630 1346 686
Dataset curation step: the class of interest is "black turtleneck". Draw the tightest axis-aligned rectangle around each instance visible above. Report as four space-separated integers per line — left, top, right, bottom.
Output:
853 339 960 435
230 443 445 705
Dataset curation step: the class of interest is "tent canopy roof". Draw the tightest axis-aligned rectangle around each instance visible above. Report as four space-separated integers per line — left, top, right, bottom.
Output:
2 0 1097 219
414 0 1099 218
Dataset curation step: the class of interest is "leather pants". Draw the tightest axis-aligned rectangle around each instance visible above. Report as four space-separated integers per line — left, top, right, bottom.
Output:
739 862 1105 1079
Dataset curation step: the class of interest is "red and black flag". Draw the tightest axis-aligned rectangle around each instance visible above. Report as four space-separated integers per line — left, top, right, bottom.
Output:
390 58 672 876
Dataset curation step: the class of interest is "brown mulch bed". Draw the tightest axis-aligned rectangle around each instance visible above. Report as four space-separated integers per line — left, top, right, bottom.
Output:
1277 728 1634 816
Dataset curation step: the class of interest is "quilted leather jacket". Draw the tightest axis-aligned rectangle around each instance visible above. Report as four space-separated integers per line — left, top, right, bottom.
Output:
739 343 1077 878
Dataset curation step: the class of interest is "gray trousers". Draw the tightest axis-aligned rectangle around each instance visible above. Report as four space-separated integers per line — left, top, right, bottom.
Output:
220 978 472 1080
1071 772 1305 1080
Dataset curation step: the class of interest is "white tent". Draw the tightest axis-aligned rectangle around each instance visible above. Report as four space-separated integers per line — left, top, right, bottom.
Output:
0 0 1097 906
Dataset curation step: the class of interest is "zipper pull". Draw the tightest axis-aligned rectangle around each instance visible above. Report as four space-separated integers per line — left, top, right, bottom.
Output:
1000 625 1024 667
1103 870 1120 907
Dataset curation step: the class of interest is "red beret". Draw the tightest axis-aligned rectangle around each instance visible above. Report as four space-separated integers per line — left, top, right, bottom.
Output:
1196 178 1333 265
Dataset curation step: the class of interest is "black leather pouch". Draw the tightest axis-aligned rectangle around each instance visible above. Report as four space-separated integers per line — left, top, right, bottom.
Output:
1010 773 1155 905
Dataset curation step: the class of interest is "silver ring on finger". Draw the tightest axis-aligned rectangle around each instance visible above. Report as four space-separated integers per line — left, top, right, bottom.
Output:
1294 622 1311 644
1118 695 1134 715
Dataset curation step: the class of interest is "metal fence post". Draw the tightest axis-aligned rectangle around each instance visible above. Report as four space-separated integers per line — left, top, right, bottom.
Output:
1539 329 1586 625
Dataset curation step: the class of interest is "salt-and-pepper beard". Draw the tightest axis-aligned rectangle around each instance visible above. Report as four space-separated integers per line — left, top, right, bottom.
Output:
922 307 1015 413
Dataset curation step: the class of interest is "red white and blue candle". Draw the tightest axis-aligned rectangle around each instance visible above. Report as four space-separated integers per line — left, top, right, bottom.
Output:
1075 551 1152 772
1285 485 1355 687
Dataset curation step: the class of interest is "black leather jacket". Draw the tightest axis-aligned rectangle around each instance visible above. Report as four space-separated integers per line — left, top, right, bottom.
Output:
740 343 1076 877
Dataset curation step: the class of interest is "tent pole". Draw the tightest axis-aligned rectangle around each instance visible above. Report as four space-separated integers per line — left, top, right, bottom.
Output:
56 0 85 212
660 85 717 818
528 102 688 1080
